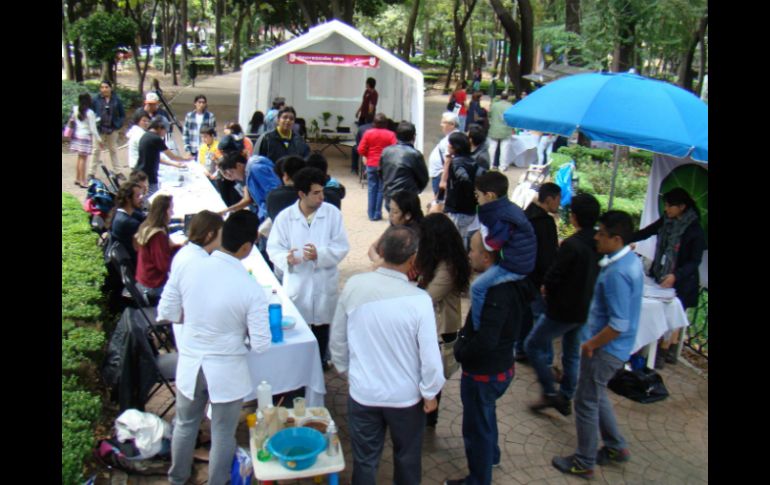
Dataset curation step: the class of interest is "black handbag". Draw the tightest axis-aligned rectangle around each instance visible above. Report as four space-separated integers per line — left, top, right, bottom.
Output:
608 367 669 404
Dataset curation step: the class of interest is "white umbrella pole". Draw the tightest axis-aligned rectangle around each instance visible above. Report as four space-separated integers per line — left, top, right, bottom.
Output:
608 145 621 210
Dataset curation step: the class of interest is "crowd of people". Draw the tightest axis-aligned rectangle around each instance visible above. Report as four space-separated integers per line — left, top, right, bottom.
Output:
72 76 704 485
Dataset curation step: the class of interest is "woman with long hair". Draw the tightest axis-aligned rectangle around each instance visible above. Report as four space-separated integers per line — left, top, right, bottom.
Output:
70 93 101 188
134 194 179 303
416 212 472 427
631 187 706 367
368 191 424 271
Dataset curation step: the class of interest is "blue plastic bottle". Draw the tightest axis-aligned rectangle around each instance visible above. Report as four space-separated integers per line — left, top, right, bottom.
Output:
268 290 283 343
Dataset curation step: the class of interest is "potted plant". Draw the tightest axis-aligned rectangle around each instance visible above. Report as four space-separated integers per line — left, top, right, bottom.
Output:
320 112 333 132
336 115 344 130
309 119 320 140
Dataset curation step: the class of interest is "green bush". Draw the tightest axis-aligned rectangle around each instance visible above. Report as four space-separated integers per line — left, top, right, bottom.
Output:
62 192 109 484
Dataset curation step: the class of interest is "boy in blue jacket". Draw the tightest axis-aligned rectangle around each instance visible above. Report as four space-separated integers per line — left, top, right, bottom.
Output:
471 171 537 329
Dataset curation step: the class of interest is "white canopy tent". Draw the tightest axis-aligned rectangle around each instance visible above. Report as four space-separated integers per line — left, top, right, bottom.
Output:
634 154 708 289
238 20 425 152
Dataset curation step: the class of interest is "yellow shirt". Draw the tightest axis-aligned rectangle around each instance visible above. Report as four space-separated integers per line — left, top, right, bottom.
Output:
198 140 220 172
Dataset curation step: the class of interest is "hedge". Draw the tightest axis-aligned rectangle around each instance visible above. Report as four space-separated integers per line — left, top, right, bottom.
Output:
62 192 108 485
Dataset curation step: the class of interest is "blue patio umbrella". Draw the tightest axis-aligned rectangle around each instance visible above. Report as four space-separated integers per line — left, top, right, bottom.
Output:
503 72 708 207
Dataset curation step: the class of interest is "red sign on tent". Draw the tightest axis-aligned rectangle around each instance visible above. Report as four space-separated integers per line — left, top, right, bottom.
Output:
287 52 380 68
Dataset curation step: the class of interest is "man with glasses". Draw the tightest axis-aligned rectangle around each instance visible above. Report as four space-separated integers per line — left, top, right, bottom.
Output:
256 106 310 163
428 112 460 198
183 94 217 159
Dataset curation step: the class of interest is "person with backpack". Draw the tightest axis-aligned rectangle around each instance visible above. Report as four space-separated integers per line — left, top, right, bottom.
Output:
466 91 489 133
434 132 485 248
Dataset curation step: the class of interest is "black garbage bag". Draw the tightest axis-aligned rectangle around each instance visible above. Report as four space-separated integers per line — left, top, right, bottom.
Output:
608 367 669 404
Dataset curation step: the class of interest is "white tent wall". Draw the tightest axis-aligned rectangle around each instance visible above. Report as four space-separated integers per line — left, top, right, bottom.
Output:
238 20 424 151
634 154 708 289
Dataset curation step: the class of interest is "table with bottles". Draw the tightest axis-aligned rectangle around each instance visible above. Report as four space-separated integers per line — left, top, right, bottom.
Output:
249 406 345 484
157 160 327 407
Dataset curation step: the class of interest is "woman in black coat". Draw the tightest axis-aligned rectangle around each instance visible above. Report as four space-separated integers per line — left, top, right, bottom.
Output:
631 187 706 366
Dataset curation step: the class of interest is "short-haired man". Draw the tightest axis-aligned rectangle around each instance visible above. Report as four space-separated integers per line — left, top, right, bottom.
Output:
358 113 397 221
525 193 601 416
256 106 310 163
331 225 444 484
486 92 514 170
517 182 562 362
159 210 272 485
109 182 146 267
91 80 126 175
218 151 281 221
127 110 152 169
552 211 643 479
267 167 350 369
305 152 344 210
356 77 378 125
183 94 217 159
468 123 491 170
266 155 307 221
380 120 429 208
428 112 460 196
136 119 193 195
444 231 528 485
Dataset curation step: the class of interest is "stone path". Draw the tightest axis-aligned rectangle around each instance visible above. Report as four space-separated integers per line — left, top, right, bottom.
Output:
62 72 708 484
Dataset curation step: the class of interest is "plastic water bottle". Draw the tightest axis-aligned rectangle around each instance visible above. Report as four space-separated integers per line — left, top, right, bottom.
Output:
269 290 283 343
326 420 340 457
256 380 272 411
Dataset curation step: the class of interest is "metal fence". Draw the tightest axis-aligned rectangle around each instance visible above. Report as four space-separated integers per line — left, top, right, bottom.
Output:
685 287 708 359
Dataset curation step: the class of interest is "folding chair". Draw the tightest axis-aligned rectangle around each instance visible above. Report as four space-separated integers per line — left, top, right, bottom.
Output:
107 242 175 352
128 307 178 418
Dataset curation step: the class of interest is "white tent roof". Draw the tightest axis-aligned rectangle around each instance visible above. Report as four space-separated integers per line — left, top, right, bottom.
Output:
238 19 425 151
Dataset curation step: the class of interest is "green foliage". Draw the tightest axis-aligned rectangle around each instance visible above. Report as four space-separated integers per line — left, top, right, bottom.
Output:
61 192 109 484
69 11 137 63
534 23 585 65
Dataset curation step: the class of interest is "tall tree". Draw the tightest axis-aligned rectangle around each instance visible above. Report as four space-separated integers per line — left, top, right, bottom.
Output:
611 0 636 72
489 0 534 96
400 0 421 61
677 8 707 93
180 0 188 83
214 0 223 74
123 0 162 94
565 0 581 64
444 0 476 91
230 0 252 71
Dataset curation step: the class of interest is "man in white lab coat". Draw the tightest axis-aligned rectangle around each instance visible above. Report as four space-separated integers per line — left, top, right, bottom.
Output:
267 167 350 369
159 210 272 485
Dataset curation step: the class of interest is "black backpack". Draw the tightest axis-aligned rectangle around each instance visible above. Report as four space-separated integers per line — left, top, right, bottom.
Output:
446 94 456 112
608 367 669 404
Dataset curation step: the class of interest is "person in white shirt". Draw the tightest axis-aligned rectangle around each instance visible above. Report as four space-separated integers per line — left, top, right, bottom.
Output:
428 112 460 198
158 210 271 485
127 110 151 169
330 225 445 485
158 210 224 344
267 167 350 370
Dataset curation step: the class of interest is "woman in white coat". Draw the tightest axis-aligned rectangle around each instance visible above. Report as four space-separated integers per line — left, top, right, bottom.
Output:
266 167 350 369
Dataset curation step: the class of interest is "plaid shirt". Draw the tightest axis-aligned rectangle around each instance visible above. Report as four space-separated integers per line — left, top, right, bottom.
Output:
183 110 216 155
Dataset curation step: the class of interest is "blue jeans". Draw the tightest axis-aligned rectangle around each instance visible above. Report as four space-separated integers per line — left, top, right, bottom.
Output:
460 373 512 485
524 314 584 400
366 166 384 220
459 115 467 133
432 176 442 197
515 293 546 355
574 349 627 469
471 265 524 330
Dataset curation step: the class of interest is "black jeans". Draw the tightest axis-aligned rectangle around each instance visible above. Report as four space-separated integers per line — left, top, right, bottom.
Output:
348 397 425 485
310 324 330 365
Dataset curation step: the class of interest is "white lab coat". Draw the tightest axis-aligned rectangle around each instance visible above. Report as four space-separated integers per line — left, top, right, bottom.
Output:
267 201 350 325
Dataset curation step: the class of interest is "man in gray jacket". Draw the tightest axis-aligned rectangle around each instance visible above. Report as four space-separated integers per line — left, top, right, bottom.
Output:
380 121 429 209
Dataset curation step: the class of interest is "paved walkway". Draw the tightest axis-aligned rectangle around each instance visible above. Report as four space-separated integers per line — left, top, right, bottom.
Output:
64 72 708 484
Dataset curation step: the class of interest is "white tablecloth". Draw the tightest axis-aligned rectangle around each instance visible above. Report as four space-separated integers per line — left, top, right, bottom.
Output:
159 161 326 407
632 295 690 355
504 132 540 168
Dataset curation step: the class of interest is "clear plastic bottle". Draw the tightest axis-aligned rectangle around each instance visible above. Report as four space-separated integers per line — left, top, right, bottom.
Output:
256 380 272 411
269 290 283 343
326 420 340 456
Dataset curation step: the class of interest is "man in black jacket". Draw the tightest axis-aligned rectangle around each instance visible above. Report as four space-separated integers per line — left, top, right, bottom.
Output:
516 182 562 361
445 231 526 485
525 193 601 416
380 121 429 209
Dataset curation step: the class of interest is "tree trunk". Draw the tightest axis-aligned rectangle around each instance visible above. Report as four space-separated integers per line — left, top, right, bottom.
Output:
214 0 223 75
162 0 169 74
171 1 178 86
343 0 354 24
489 0 522 96
231 3 248 72
519 0 534 78
565 0 581 64
246 7 255 49
444 44 460 92
611 1 635 72
180 0 188 84
127 0 161 95
296 0 318 27
696 24 707 96
678 10 708 93
401 0 421 61
423 12 430 52
62 4 75 81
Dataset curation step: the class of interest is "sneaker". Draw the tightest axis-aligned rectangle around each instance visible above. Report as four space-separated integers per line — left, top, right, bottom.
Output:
596 446 631 466
553 394 573 417
444 479 465 485
552 455 594 480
